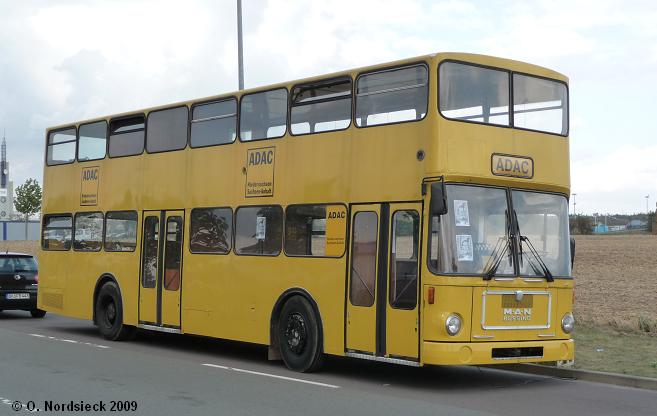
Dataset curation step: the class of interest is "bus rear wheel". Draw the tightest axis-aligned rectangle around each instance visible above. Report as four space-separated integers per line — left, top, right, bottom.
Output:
95 281 135 341
277 296 324 372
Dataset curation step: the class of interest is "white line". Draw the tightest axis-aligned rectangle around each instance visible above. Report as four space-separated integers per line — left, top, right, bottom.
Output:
27 333 110 349
202 363 340 389
202 363 229 370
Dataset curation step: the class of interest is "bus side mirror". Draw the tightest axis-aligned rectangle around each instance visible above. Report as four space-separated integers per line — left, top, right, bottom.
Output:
570 237 576 269
430 182 448 216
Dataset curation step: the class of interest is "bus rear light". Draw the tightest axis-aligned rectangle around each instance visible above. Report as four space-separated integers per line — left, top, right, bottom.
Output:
34 273 38 283
427 287 435 304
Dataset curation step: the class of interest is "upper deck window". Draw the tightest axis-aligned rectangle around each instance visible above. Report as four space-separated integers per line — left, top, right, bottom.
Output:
109 115 145 157
239 88 287 141
355 64 428 127
439 61 569 136
513 74 568 135
46 128 76 166
146 106 188 153
190 98 237 147
78 121 107 161
439 62 510 126
290 77 352 135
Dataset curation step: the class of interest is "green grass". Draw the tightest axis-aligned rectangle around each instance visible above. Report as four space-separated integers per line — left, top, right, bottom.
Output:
573 323 657 378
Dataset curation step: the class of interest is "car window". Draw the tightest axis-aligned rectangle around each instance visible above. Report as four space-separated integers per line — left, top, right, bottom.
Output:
0 256 38 273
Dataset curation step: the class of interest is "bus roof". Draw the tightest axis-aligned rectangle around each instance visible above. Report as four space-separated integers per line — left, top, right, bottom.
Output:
47 52 568 131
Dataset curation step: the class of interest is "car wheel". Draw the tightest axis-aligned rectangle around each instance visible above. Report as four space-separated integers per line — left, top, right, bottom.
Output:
30 309 46 318
277 296 324 372
95 281 135 341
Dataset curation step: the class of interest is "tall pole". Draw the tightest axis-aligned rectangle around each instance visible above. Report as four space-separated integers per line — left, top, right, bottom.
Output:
572 193 577 216
646 195 650 214
237 0 244 90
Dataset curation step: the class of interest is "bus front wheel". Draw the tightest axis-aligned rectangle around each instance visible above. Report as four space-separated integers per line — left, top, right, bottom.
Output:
277 296 324 372
95 281 135 341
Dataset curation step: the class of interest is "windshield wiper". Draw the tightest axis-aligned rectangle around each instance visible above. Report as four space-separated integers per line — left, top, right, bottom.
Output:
518 235 554 282
482 236 511 280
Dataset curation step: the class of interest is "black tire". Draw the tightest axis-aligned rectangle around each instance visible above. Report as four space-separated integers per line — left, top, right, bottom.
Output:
277 296 324 372
95 281 135 341
30 309 46 318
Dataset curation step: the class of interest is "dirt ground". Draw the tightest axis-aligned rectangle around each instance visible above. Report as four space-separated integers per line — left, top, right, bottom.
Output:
573 234 657 328
0 240 39 257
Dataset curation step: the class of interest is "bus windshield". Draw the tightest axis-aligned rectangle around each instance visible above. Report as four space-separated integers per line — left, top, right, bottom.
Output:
513 190 571 277
429 184 571 278
429 185 514 276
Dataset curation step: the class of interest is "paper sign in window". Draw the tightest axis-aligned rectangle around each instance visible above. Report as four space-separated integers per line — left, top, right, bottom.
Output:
256 216 266 240
456 234 473 262
454 200 470 226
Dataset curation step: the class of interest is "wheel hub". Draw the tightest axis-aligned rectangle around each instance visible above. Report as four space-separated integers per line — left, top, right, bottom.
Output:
106 300 116 325
284 313 307 355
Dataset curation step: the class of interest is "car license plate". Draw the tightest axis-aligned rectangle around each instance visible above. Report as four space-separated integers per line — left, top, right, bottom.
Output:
6 293 30 300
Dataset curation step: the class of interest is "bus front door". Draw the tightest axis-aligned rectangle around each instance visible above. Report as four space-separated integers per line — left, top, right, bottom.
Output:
346 203 421 361
139 210 184 329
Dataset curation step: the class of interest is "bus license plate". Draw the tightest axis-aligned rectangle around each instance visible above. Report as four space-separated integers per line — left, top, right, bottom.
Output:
6 293 30 300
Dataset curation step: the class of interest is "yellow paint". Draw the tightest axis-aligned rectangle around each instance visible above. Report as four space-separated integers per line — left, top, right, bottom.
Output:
39 52 573 367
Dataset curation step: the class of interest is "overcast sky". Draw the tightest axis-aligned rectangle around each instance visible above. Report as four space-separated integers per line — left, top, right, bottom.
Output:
1 0 656 214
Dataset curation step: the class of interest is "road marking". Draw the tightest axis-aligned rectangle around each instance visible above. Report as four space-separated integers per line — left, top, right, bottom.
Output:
28 333 110 349
202 363 340 389
0 396 40 412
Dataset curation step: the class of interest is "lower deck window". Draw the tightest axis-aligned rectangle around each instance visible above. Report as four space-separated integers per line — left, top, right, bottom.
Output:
42 215 72 250
235 206 283 255
284 204 346 257
104 211 138 252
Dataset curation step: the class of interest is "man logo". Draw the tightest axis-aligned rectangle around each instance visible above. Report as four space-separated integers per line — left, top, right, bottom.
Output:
14 274 21 281
515 290 524 302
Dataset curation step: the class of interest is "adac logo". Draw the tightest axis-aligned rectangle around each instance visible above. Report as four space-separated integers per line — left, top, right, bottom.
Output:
248 149 274 166
491 154 533 179
82 168 98 181
327 211 346 219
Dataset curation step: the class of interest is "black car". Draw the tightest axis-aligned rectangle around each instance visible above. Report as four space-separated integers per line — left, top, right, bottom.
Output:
0 252 45 318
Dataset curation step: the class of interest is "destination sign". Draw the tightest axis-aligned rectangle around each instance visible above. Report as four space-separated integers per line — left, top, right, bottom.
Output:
491 154 533 179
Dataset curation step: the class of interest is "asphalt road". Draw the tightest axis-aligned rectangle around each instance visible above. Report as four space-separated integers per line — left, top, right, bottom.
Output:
0 311 655 416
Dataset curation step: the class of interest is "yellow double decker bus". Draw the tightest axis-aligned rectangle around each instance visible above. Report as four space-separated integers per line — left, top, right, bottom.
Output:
39 52 574 372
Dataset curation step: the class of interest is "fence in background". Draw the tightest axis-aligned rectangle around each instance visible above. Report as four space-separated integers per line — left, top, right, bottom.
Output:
0 220 40 240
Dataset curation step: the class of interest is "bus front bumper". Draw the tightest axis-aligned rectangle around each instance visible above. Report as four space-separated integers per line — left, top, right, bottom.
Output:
422 339 574 366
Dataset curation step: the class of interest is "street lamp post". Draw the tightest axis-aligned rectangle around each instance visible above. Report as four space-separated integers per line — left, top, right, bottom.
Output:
572 193 577 216
646 195 650 214
237 0 244 90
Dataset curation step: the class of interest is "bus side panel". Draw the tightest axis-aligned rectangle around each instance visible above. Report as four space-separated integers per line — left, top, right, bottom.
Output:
181 254 346 356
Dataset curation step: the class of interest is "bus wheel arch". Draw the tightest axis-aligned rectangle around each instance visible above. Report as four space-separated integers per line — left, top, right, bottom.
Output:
269 288 324 372
92 274 135 341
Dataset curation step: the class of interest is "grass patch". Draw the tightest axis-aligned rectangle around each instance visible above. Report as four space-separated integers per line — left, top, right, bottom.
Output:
573 323 657 378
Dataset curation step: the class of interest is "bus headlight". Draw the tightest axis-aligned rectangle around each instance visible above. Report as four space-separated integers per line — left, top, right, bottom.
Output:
561 313 575 334
445 314 462 336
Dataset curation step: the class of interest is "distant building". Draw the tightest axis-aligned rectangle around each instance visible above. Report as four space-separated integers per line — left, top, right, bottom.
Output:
0 135 14 220
627 219 648 230
593 224 609 234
